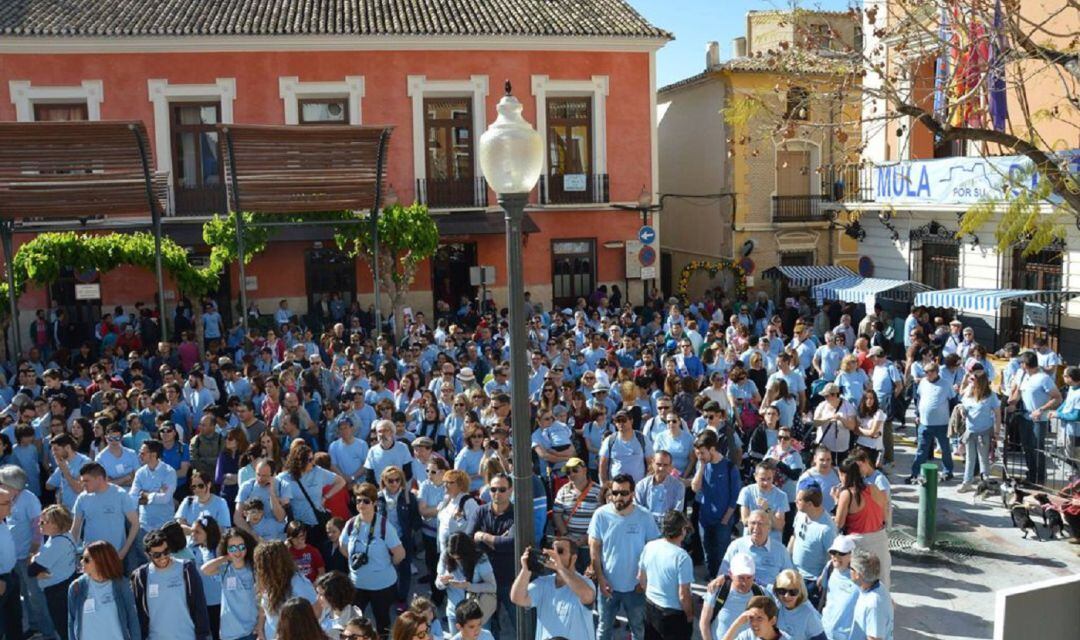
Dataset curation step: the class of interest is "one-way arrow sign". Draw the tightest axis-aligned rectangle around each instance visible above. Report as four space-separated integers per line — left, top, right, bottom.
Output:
638 225 656 245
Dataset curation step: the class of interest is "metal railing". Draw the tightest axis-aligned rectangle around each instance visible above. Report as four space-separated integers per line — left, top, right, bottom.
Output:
821 163 874 203
539 173 610 205
771 195 828 222
416 176 488 209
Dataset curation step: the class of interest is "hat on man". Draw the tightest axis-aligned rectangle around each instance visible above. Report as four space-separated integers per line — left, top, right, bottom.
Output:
413 436 435 449
457 367 476 383
592 381 610 394
829 535 856 554
818 382 841 396
868 346 886 358
702 401 722 413
730 553 756 577
564 457 585 470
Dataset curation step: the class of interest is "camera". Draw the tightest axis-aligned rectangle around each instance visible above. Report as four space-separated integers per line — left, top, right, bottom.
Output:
350 552 369 570
526 547 546 573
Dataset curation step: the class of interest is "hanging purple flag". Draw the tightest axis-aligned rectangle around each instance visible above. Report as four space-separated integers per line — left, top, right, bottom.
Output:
933 4 950 119
988 0 1009 131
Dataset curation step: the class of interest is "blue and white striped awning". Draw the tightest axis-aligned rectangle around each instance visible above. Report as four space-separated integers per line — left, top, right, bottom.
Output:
761 265 857 288
814 277 934 304
912 288 1080 313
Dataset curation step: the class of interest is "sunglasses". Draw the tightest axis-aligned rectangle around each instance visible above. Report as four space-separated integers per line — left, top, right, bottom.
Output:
829 550 850 557
148 549 170 559
106 435 122 442
355 497 373 505
610 490 631 497
80 555 91 564
386 477 402 484
779 435 792 441
666 419 680 424
191 483 206 490
227 544 246 553
489 486 509 493
774 588 799 597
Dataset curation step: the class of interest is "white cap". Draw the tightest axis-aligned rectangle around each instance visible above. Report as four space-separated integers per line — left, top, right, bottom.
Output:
729 553 756 577
829 535 856 554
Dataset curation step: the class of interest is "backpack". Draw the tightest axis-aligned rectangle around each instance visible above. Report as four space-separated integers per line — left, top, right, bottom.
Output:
603 431 647 479
709 580 766 623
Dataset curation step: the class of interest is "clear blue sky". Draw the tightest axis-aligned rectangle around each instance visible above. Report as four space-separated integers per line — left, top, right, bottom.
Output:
629 0 855 87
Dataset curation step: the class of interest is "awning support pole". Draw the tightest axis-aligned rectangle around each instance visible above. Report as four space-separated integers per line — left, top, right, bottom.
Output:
1 221 21 359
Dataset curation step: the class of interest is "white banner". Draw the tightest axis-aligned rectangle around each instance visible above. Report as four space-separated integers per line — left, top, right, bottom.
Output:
871 151 1080 206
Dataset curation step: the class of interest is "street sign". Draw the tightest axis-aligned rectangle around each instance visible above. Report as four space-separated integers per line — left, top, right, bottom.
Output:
638 225 656 245
638 245 656 267
563 174 587 192
469 265 496 286
74 283 100 300
640 266 657 280
625 240 642 278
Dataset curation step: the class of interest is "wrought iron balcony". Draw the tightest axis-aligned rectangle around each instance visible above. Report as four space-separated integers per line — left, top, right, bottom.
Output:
772 195 828 222
539 173 609 205
417 176 488 209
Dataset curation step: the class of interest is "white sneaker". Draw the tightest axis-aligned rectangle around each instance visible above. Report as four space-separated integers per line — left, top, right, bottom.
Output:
957 482 975 493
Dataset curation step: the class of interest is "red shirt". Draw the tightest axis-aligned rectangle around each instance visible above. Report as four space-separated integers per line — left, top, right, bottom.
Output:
323 483 351 520
289 543 325 582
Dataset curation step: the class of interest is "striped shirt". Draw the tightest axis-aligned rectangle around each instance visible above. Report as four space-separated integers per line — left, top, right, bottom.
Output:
553 480 603 538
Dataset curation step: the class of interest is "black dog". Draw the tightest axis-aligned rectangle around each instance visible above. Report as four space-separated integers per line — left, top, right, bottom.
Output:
1042 507 1065 539
1010 504 1042 540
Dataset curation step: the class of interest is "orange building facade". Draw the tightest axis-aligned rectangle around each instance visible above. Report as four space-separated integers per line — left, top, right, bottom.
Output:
0 3 669 333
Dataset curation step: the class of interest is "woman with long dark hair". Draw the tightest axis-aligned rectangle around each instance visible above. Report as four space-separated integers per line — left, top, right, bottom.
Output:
281 444 346 547
834 458 890 588
433 532 496 631
190 516 223 640
854 390 887 467
216 428 249 511
201 527 259 640
276 596 329 640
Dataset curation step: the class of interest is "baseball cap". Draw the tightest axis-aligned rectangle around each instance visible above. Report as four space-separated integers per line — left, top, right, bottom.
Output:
412 436 435 448
564 457 585 470
730 553 756 577
868 346 885 358
829 535 856 554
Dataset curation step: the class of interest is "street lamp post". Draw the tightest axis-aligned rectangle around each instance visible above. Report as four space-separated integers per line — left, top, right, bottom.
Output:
478 81 544 640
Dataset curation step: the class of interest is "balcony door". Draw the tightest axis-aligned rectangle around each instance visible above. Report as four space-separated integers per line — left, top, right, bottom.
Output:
546 98 594 204
424 98 477 208
171 102 226 215
552 239 595 308
774 150 818 221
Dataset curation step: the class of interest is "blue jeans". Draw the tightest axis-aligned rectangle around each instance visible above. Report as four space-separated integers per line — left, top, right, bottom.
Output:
911 424 953 478
1018 418 1048 485
598 589 646 640
699 520 734 579
17 557 56 638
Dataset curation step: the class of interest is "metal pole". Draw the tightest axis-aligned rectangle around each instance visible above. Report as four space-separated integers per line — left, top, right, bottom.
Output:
916 462 938 550
371 213 382 339
1 222 21 359
132 123 169 339
501 191 535 640
234 213 248 333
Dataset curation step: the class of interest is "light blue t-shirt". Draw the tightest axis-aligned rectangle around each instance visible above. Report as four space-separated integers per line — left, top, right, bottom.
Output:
341 514 402 591
8 489 41 559
821 566 860 639
777 597 826 639
1018 371 1056 421
235 478 288 539
35 533 78 588
450 631 495 640
638 538 693 610
278 467 337 527
328 437 369 481
851 582 894 640
436 553 495 620
836 370 869 405
190 543 221 606
816 346 846 381
720 536 794 586
131 462 178 530
48 452 91 509
363 441 414 481
527 572 596 639
82 577 126 640
706 584 758 640
737 484 790 543
261 573 317 640
147 560 196 640
653 429 695 472
1059 385 1080 438
798 468 841 513
454 448 486 492
175 494 232 529
219 563 258 640
73 485 137 551
96 446 141 481
791 511 837 582
10 444 41 498
587 504 661 592
916 376 955 426
961 394 1000 434
599 432 654 483
0 523 14 574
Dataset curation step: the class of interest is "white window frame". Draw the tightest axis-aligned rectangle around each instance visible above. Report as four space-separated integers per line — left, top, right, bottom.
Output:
530 74 609 203
278 76 365 125
407 75 489 206
8 80 104 121
147 78 236 176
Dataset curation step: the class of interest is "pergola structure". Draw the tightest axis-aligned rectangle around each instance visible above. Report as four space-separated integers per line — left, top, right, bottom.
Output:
0 121 394 356
0 120 166 357
218 123 393 332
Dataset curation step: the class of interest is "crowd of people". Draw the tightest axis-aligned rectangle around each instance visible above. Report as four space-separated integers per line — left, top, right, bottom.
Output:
1 285 1077 640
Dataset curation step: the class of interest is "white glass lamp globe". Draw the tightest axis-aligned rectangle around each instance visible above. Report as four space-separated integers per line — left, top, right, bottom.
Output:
479 81 544 195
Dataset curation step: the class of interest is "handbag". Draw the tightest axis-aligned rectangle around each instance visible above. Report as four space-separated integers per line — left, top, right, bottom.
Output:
466 564 498 625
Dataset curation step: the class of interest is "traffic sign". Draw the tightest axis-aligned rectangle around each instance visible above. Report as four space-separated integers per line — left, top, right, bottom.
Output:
638 225 656 245
638 245 656 267
641 266 657 280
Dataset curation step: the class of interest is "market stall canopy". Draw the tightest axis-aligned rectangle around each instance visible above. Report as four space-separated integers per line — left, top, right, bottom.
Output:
0 120 160 219
813 277 933 304
218 124 392 214
761 265 857 288
912 288 1080 314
